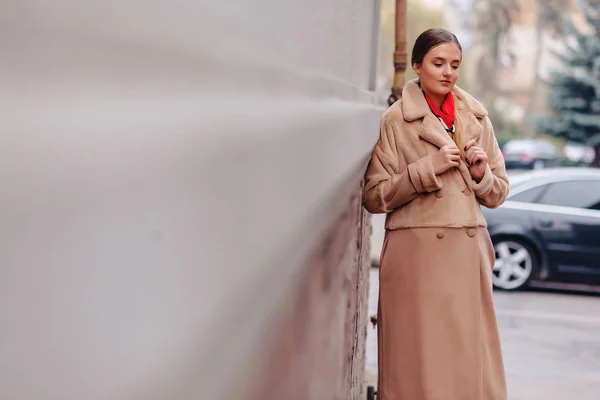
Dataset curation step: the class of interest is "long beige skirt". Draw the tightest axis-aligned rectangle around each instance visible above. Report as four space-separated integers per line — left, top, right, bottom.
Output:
377 226 507 400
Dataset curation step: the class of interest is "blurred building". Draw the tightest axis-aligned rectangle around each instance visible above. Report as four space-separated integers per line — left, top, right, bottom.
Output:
444 0 474 51
465 0 587 133
0 1 383 399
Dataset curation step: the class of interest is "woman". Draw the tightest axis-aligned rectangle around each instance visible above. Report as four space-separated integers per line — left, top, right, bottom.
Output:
364 29 509 399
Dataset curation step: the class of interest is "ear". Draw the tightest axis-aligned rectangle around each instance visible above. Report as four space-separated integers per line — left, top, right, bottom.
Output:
412 63 421 75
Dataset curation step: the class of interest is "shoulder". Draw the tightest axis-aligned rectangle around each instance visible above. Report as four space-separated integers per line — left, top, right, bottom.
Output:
374 102 404 150
381 99 405 128
452 85 488 119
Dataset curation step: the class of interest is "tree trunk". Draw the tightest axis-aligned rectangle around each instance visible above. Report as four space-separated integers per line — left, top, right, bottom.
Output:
523 14 544 138
486 33 501 130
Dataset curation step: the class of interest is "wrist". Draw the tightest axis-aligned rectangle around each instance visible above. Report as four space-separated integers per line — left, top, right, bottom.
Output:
471 166 486 182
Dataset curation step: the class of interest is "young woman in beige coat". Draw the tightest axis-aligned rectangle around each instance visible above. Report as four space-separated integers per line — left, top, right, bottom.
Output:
364 29 509 399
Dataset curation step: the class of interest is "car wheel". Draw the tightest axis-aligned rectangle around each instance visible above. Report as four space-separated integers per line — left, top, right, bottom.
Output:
491 238 538 291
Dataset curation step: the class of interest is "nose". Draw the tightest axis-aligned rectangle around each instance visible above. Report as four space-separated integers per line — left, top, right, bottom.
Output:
443 65 452 77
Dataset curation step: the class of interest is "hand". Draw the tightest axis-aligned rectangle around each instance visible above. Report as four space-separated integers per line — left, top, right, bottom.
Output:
465 139 488 182
431 145 461 175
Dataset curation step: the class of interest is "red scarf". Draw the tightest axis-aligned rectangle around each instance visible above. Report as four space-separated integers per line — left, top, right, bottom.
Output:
424 91 455 130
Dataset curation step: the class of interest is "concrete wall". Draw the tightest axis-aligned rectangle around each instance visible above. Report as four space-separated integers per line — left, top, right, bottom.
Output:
237 184 373 400
0 1 382 399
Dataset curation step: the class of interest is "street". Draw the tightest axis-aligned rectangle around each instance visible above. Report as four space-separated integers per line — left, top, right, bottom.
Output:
365 268 600 399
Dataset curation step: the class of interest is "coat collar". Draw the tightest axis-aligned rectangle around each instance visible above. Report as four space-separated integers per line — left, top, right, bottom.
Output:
399 78 488 150
400 78 488 190
401 78 487 122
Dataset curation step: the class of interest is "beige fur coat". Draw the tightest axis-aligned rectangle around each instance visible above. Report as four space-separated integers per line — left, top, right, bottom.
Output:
363 78 509 229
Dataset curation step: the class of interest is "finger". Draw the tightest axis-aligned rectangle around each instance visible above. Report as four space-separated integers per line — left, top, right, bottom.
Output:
444 146 460 154
477 152 489 161
466 147 483 158
466 155 479 165
464 139 478 151
472 149 488 158
469 148 485 158
471 153 488 164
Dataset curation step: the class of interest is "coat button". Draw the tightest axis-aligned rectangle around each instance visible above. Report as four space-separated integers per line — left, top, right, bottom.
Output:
436 230 445 239
467 228 476 237
435 190 444 198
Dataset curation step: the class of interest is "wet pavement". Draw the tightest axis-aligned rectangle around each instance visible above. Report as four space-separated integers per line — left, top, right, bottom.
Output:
365 268 600 399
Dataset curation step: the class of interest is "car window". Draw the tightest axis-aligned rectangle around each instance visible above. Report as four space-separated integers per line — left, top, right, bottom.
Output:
508 173 538 187
509 184 548 203
537 180 600 210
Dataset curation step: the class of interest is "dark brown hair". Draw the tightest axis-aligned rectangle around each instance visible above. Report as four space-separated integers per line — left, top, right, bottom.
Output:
411 28 462 67
412 29 466 160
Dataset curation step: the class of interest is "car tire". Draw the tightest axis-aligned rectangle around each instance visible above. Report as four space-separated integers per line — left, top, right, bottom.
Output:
491 237 539 291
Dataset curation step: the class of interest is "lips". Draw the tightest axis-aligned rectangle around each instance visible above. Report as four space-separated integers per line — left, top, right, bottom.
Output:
440 80 452 85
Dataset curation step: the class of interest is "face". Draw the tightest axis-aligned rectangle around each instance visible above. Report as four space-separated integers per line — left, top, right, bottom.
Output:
413 43 462 99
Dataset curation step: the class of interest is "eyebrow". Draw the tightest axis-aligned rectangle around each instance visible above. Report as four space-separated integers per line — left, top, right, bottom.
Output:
432 57 461 63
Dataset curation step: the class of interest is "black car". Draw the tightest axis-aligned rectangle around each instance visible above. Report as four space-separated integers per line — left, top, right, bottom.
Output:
502 139 559 170
482 168 600 290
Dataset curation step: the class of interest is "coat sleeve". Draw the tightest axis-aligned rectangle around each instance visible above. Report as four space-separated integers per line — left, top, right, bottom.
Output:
363 119 443 214
470 116 509 208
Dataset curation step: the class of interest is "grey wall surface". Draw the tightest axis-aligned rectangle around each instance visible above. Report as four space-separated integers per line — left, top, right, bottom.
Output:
0 1 383 399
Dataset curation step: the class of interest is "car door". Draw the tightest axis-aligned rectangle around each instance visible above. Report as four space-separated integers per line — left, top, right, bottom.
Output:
530 179 600 275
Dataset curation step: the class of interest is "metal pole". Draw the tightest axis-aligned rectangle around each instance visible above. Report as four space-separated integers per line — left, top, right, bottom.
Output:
388 0 407 106
372 0 408 330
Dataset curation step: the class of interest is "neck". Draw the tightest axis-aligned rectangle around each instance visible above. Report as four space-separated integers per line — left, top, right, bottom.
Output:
425 91 446 109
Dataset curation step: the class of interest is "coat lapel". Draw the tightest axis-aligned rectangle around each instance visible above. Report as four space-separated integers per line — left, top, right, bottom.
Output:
420 113 477 189
401 78 489 190
418 111 483 150
461 110 483 144
419 114 456 149
457 155 474 190
457 111 484 189
403 78 487 150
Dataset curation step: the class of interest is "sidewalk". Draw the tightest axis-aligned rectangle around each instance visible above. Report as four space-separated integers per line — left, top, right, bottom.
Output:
365 267 379 387
366 213 384 387
369 213 386 266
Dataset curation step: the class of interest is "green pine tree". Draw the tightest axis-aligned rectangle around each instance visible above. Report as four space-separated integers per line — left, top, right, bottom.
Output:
537 0 600 166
